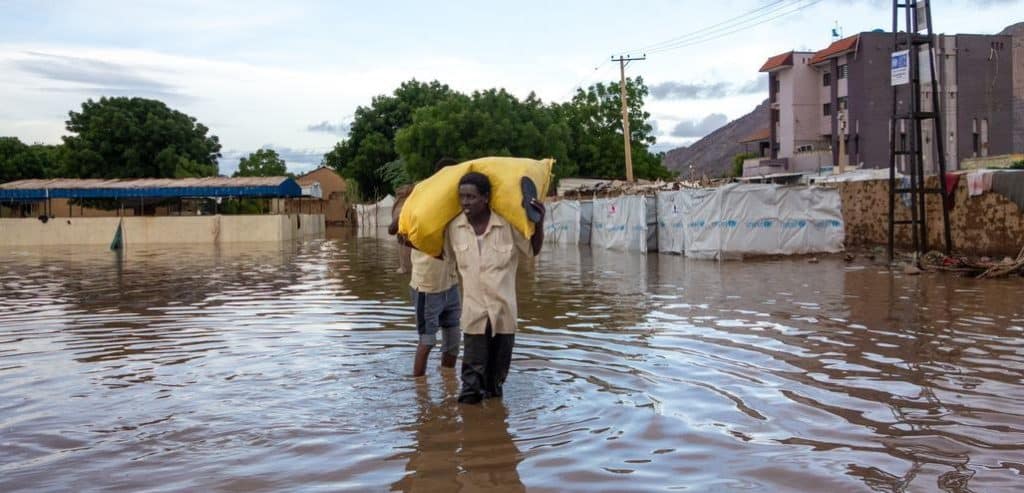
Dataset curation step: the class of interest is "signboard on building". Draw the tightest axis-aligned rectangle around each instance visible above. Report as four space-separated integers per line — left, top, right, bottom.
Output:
891 50 909 86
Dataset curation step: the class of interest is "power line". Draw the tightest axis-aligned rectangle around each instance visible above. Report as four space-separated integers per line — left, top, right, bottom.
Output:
645 0 825 54
561 59 615 101
560 0 823 101
633 0 797 53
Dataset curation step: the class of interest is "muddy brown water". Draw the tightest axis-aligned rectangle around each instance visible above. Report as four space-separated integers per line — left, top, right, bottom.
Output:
1 227 1022 492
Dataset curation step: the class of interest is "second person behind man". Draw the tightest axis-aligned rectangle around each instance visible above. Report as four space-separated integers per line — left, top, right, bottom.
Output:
390 158 462 377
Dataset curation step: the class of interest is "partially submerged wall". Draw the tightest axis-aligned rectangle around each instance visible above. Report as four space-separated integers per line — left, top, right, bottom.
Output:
0 214 325 247
836 178 1024 256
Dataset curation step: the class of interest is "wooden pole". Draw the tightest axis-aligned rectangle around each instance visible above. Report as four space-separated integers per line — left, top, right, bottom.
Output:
612 54 645 182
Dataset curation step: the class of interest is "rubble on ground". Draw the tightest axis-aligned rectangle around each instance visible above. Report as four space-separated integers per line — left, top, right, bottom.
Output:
919 247 1024 278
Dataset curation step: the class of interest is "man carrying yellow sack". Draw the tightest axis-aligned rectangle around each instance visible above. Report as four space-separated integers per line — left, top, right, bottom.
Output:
444 171 545 404
389 158 462 376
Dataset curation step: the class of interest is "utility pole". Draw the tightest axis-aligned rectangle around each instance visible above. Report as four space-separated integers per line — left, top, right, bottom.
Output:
887 0 952 260
612 54 645 182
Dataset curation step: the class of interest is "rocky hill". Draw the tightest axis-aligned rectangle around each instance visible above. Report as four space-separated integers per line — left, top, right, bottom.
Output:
662 99 769 178
999 21 1023 36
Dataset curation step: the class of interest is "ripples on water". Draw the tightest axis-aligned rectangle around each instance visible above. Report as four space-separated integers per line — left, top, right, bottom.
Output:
1 227 1022 492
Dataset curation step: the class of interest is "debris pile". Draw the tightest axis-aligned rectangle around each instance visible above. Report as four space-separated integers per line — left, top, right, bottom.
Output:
561 179 704 199
920 246 1024 278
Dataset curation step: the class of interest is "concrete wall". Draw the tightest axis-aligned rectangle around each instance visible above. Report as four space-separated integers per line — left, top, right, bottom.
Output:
280 213 326 240
0 216 123 247
1013 26 1024 153
847 32 900 170
790 150 833 173
0 214 325 247
834 178 1024 256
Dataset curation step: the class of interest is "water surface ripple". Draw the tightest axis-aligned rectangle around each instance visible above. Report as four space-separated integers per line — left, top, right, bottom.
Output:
1 228 1022 492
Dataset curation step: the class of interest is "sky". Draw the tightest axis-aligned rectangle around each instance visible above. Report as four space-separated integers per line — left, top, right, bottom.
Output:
1 0 1020 175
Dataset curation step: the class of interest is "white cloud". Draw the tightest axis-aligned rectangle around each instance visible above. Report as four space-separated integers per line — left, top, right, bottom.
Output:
220 145 325 176
671 113 729 138
0 43 540 159
2 0 1021 159
306 121 351 136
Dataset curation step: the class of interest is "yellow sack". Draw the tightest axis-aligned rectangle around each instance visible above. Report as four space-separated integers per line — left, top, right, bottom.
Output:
398 156 554 257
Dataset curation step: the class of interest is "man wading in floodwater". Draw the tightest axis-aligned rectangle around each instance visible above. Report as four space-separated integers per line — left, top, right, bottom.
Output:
390 158 462 376
444 172 544 404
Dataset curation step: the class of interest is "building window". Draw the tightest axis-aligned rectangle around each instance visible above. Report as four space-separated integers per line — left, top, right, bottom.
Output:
823 103 831 116
822 72 831 86
837 96 848 110
838 64 848 79
972 118 980 157
981 118 989 157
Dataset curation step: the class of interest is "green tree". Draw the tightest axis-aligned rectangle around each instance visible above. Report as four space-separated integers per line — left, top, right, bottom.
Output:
326 77 672 199
322 80 455 200
732 152 758 177
558 76 673 181
395 89 574 182
61 97 221 179
0 137 64 183
234 148 287 177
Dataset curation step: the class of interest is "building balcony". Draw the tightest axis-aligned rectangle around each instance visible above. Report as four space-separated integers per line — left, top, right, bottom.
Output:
742 157 789 177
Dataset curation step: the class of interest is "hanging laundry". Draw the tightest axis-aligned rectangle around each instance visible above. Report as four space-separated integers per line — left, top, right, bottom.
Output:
967 170 994 197
943 173 960 211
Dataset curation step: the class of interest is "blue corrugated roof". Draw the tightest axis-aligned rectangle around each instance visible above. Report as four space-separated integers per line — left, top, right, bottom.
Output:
0 177 303 201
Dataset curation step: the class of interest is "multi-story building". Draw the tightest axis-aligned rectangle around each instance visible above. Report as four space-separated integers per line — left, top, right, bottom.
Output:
748 31 1014 177
753 50 832 177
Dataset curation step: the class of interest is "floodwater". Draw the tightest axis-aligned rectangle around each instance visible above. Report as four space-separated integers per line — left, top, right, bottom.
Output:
2 228 1023 492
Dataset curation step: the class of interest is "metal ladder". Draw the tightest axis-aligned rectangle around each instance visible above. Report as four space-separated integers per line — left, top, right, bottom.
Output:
887 0 953 260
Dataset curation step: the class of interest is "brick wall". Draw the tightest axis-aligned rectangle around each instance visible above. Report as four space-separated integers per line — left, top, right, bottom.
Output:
835 178 1024 256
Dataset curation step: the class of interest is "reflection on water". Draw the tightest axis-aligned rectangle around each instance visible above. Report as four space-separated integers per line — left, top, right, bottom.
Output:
2 227 1023 492
390 373 524 492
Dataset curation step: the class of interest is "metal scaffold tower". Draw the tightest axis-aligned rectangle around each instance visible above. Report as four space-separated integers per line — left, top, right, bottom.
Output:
887 0 953 260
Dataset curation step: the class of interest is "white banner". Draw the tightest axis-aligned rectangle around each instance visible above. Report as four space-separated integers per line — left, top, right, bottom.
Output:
591 195 647 252
645 196 658 252
684 184 845 259
579 200 593 245
656 189 715 254
544 200 582 245
891 50 909 86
